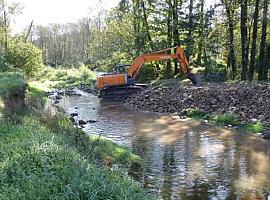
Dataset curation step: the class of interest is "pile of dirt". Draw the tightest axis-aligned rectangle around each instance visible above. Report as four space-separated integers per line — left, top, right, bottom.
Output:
124 83 270 124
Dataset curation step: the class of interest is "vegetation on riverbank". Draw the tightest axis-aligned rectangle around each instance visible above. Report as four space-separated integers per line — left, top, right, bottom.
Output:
0 108 152 200
31 65 96 91
0 72 27 95
186 108 267 134
0 70 151 199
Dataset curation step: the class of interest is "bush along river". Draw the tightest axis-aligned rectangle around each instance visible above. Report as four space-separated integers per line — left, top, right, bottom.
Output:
56 90 270 200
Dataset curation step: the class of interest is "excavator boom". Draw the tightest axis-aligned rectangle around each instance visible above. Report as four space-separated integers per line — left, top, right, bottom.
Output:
96 46 198 98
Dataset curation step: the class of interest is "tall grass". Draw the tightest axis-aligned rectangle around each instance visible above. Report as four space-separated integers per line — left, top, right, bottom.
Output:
0 113 153 200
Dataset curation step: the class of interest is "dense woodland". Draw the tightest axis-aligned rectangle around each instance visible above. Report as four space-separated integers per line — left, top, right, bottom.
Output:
1 0 270 81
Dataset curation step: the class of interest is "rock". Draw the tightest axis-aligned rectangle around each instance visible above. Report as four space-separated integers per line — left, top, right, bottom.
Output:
93 108 96 110
250 118 258 123
123 83 270 125
262 133 270 139
70 113 78 117
87 119 98 124
54 100 60 104
203 120 209 124
74 106 79 109
78 119 87 125
262 130 270 135
55 95 62 100
69 117 75 123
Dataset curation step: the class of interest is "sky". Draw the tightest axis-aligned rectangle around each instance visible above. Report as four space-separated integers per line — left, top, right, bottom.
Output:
12 0 216 33
13 0 119 33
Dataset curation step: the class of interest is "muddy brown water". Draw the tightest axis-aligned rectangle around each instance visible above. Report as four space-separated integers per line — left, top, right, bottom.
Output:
59 92 270 200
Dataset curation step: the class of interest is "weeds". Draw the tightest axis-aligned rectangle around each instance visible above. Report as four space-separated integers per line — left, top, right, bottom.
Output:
0 113 152 200
241 121 265 133
213 114 239 126
186 108 208 120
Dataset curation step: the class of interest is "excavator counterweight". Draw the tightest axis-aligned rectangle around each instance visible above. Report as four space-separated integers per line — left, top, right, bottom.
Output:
96 46 198 98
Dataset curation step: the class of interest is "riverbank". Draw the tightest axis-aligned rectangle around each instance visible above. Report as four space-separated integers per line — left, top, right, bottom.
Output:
124 83 270 135
0 110 152 199
0 78 153 199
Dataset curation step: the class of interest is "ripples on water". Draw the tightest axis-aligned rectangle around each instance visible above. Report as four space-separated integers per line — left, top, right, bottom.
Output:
60 94 270 200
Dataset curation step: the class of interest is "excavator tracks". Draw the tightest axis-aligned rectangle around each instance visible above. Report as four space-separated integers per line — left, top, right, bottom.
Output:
99 85 146 98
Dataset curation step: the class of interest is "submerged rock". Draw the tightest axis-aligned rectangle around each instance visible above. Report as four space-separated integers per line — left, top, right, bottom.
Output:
262 130 270 139
87 119 98 124
78 119 87 125
70 113 78 117
69 117 76 123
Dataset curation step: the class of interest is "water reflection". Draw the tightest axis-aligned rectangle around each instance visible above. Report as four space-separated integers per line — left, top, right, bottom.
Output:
59 94 270 200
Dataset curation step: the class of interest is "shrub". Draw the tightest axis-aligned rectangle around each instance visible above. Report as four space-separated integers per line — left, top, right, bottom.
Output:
242 122 265 133
5 40 43 77
186 108 208 119
0 72 27 95
213 114 239 126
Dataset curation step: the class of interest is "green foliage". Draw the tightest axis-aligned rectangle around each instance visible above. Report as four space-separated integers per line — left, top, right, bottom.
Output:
205 61 228 82
36 65 96 89
213 114 239 126
137 63 159 82
0 51 8 72
0 113 153 200
0 72 26 95
5 40 43 76
186 108 208 120
242 122 265 133
90 136 141 165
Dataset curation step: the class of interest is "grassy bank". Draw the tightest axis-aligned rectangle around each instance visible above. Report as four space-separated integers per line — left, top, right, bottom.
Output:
0 72 27 95
186 108 268 134
31 65 96 91
0 110 152 199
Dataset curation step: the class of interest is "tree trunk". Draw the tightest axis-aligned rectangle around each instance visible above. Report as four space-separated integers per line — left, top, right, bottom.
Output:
186 0 194 60
258 0 268 80
141 1 154 50
248 0 260 81
222 0 237 79
132 0 142 55
3 8 8 52
196 0 205 66
240 0 248 81
227 9 237 79
172 0 180 75
166 0 173 78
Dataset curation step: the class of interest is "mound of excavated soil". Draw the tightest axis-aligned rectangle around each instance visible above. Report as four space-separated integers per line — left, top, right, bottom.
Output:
124 83 270 124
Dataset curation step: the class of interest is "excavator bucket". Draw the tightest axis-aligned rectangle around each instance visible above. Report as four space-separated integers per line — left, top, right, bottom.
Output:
187 72 200 85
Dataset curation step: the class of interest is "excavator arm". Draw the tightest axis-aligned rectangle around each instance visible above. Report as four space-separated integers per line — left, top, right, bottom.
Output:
127 46 198 85
96 46 198 96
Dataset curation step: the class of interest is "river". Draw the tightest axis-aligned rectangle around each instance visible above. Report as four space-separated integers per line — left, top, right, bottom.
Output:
59 92 270 200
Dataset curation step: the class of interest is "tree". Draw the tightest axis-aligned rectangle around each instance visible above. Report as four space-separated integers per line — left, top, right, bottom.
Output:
258 0 268 80
248 0 260 81
221 0 237 79
240 0 248 81
6 40 43 76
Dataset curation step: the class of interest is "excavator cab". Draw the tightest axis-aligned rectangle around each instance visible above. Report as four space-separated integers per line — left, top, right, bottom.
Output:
116 64 131 74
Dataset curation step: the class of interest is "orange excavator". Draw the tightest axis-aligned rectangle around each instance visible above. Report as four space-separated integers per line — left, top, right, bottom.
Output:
96 46 198 98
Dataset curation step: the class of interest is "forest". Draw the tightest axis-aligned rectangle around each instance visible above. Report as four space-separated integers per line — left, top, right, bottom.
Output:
23 0 270 82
